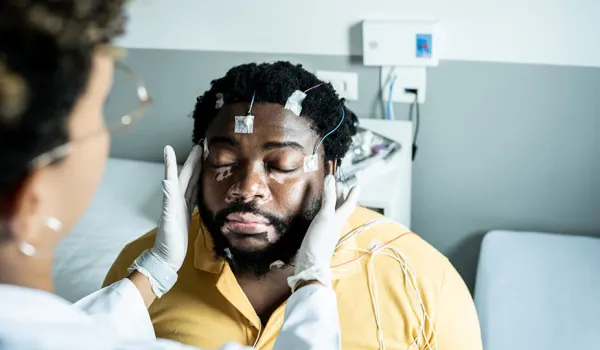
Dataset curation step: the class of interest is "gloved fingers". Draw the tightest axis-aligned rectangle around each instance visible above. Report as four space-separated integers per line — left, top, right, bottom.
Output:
163 146 179 182
183 160 202 208
186 182 200 216
335 180 346 209
335 185 361 220
319 175 337 217
161 179 181 212
160 185 177 230
179 145 202 198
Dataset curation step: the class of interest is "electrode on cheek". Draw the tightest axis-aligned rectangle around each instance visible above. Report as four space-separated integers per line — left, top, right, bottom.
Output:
284 90 307 116
202 139 209 160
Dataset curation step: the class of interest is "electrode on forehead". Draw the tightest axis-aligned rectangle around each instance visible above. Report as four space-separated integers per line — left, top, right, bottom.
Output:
234 115 254 134
234 90 256 134
303 154 319 172
284 90 307 116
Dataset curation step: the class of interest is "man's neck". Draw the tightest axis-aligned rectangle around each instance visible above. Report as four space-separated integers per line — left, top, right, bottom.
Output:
235 265 295 325
234 264 295 282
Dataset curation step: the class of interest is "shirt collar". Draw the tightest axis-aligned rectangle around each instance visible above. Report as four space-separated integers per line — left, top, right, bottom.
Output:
193 213 226 274
193 211 361 280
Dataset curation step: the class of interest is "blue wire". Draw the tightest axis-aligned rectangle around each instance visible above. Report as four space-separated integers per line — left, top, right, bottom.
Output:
387 76 397 120
248 91 256 114
314 106 345 154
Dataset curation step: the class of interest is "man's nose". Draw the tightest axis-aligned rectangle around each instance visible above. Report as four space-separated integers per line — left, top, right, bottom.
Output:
226 162 271 203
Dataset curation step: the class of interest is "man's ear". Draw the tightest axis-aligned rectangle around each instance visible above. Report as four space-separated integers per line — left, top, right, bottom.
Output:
326 159 339 176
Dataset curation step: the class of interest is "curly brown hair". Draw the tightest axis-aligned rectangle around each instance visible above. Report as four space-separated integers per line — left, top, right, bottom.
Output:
0 0 127 220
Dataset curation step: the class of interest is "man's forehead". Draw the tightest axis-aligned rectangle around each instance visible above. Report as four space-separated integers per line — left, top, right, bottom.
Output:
206 102 317 139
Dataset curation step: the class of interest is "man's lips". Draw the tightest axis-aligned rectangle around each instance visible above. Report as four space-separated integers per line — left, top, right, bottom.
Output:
224 213 271 234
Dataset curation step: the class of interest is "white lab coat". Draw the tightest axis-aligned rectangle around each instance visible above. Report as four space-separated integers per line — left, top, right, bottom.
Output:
0 278 340 350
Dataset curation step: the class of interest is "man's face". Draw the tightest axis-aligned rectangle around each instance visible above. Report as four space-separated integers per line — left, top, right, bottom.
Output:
198 102 327 276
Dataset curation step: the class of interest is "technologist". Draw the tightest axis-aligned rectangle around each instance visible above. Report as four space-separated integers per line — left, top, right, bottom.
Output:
0 1 359 349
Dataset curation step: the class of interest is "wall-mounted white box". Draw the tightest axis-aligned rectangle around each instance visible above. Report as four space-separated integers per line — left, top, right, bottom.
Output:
362 20 439 67
315 70 359 100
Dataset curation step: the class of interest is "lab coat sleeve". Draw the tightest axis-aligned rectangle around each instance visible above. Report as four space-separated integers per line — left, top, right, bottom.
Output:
72 278 156 343
273 284 341 350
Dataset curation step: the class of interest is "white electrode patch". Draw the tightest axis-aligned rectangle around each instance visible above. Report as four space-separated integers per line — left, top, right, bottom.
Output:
234 115 254 134
303 154 319 172
284 90 307 116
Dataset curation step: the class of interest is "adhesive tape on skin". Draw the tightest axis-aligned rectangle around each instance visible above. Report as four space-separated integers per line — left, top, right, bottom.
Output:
215 93 224 109
202 139 209 160
234 115 254 134
303 154 319 172
270 260 285 269
284 90 307 116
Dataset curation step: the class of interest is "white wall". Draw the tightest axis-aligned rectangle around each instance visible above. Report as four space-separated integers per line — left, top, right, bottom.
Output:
118 0 600 67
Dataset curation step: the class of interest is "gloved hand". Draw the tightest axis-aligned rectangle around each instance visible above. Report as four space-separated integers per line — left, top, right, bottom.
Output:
151 145 203 272
129 145 202 298
287 175 360 291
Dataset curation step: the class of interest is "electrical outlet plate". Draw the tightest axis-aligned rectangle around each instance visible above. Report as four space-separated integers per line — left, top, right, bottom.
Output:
315 71 359 101
381 66 426 104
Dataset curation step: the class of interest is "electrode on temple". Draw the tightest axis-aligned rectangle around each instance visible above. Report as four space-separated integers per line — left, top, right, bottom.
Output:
303 154 319 172
284 90 307 116
303 104 345 173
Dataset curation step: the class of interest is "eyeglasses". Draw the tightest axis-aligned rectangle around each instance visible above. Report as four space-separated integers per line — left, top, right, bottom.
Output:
29 61 153 169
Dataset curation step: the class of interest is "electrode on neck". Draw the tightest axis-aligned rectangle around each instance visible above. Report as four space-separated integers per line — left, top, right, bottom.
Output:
270 260 285 270
284 90 307 116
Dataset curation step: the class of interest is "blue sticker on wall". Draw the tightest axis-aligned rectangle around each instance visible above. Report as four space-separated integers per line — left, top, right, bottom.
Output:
416 33 432 58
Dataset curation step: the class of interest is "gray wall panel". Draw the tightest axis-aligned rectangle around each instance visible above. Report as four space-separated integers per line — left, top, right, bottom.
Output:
107 49 600 290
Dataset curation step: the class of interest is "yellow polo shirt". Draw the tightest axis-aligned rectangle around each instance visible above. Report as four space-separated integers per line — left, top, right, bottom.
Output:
104 207 482 349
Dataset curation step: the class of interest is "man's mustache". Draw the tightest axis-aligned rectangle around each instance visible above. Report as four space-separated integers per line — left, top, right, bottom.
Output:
214 202 285 227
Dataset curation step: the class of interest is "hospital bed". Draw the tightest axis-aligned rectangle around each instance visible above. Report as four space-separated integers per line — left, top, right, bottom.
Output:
474 230 600 350
53 158 165 302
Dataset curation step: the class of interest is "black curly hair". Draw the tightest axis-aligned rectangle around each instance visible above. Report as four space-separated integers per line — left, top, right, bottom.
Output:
192 61 359 163
0 0 127 220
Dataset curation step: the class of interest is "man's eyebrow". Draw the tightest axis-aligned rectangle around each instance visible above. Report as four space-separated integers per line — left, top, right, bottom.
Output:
208 136 237 148
262 141 306 152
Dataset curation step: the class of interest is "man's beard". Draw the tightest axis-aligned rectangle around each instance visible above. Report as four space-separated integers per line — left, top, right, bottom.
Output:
198 198 321 277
